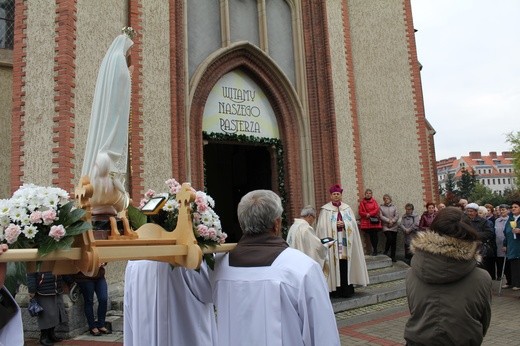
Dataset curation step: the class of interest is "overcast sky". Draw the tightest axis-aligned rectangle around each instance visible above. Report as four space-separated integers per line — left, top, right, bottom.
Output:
410 0 520 160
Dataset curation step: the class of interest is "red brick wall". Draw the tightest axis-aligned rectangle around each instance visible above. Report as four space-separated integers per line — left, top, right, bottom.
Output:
128 0 144 204
169 0 186 182
403 0 437 204
341 0 364 202
52 0 77 193
301 2 341 208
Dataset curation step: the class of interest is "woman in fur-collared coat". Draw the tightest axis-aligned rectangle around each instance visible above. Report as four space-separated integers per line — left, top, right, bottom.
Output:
404 207 492 346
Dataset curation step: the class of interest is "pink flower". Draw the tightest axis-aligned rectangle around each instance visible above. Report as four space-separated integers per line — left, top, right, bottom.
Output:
218 232 228 244
197 224 209 237
145 189 156 198
5 224 22 244
139 198 149 208
170 185 181 194
29 211 43 224
208 227 217 240
49 225 66 241
41 209 57 225
197 203 208 213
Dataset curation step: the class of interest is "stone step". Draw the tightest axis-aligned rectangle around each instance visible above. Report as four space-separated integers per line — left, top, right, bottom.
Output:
367 260 409 284
331 256 410 314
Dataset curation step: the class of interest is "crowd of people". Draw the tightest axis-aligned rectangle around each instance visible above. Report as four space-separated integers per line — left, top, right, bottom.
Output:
2 186 520 345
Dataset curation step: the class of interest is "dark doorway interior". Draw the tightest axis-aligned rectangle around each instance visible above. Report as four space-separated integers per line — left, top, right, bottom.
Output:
204 142 272 242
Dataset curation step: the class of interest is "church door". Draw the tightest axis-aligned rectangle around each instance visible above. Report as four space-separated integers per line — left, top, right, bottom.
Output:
204 142 272 242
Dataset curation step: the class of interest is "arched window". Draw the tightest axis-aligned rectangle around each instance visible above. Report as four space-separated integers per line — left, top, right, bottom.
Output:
0 0 14 49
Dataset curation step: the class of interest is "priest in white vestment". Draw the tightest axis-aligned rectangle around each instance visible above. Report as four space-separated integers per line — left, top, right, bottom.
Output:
124 260 217 346
287 205 332 277
316 184 369 297
208 190 340 346
0 245 23 346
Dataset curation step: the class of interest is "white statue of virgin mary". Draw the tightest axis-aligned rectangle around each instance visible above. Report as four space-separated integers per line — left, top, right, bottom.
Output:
82 30 134 216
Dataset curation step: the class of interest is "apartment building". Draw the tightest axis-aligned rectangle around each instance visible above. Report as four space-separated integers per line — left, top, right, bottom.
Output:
437 151 516 195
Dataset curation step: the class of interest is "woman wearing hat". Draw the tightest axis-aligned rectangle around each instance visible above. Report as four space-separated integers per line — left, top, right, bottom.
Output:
316 184 369 298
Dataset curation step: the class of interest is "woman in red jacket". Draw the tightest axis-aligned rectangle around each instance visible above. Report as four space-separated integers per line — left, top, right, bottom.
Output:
359 189 383 255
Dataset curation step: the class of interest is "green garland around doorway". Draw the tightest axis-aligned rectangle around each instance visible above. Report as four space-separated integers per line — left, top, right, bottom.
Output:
202 131 288 237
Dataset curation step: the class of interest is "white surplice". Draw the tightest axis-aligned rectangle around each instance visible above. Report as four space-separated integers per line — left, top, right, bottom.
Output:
210 249 340 346
123 260 217 346
316 202 369 291
286 218 329 273
0 287 23 346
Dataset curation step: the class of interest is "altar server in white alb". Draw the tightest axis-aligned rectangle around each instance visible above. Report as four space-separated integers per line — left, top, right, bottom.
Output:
210 190 340 345
287 205 333 276
124 260 217 346
316 184 369 298
0 245 24 346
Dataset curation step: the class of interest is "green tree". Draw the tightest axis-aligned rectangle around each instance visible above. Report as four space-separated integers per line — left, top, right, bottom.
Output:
469 183 506 206
457 168 477 199
504 188 520 203
506 131 520 189
442 173 459 206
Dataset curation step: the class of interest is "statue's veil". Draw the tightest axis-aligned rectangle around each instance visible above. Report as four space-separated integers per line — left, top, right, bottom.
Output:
81 34 133 179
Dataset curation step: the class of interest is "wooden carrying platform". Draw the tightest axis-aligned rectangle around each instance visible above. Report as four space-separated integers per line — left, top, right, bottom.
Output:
0 179 235 275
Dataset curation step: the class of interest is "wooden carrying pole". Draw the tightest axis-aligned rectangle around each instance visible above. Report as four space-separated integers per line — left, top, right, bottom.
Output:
0 181 236 275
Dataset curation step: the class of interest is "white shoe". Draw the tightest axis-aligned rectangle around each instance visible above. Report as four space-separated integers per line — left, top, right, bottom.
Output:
502 284 511 289
512 286 520 291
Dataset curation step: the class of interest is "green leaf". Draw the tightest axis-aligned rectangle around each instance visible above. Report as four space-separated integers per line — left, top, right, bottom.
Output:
36 235 72 257
203 253 215 270
57 202 86 227
64 220 92 236
127 205 148 229
5 262 26 295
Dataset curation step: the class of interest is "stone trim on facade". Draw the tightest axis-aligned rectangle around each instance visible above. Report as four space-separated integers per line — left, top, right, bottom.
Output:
10 0 28 194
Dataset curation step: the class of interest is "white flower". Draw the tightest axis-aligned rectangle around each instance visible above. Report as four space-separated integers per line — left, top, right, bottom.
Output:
0 215 9 228
9 207 27 223
163 199 179 212
206 195 215 208
22 225 39 239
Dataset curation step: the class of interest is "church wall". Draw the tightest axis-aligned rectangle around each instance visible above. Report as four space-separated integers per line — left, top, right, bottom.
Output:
325 1 360 210
0 65 12 198
139 1 173 192
22 1 56 186
346 0 426 211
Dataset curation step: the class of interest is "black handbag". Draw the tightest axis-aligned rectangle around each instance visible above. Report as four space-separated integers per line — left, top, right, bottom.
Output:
369 217 379 224
28 297 44 317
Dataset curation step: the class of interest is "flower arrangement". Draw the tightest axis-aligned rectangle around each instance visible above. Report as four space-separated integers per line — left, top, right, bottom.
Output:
128 178 227 267
0 184 91 257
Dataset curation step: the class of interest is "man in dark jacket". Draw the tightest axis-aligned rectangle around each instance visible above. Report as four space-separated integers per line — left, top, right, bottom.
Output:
465 203 496 278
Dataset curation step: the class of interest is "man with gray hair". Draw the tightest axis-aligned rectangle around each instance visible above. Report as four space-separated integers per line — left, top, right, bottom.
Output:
287 205 333 276
210 190 340 345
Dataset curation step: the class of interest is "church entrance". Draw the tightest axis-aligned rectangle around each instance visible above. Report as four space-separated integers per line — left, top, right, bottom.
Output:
204 142 273 243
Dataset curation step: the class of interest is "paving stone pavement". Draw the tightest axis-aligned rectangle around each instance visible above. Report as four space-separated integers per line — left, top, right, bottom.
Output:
25 281 519 345
337 280 520 345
